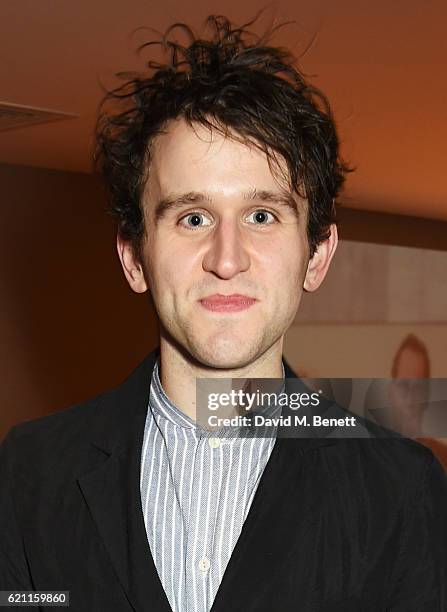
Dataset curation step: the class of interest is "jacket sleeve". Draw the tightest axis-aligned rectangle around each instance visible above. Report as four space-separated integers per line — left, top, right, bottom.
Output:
386 452 447 611
0 426 34 590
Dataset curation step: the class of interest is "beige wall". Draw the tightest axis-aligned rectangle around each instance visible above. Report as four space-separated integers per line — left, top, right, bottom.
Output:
284 324 447 378
296 241 447 324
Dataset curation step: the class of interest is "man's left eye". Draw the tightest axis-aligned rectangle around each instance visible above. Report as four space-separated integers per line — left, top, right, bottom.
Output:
247 210 277 224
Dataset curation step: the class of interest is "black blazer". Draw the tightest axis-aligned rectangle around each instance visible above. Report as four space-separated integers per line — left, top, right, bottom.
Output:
1 348 446 611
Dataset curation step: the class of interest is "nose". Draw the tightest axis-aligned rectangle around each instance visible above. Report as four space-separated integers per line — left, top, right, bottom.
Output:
201 217 250 280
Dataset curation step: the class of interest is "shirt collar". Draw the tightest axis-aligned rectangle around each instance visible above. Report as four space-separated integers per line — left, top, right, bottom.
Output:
149 357 286 436
150 358 197 430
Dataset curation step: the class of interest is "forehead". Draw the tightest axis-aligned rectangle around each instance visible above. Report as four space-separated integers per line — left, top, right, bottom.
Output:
146 118 292 197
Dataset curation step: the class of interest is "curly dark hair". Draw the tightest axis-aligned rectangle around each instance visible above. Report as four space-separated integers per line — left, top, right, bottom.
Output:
95 14 352 260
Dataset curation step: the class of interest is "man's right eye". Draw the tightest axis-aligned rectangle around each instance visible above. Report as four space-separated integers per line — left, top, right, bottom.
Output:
178 212 212 230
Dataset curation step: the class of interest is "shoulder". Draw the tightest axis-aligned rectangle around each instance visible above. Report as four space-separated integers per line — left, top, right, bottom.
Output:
356 432 436 466
327 435 445 507
4 393 103 446
332 403 442 490
0 389 113 478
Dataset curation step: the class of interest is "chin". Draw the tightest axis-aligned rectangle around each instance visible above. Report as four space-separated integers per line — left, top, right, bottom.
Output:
189 336 258 370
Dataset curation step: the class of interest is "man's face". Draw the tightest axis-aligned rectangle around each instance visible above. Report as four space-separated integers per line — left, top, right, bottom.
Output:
123 119 333 369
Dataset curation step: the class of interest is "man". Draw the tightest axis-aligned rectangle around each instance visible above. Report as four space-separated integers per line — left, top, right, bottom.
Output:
1 15 446 612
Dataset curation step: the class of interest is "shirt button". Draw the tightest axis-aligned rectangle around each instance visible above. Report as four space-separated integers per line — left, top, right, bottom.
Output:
208 437 220 449
198 557 210 572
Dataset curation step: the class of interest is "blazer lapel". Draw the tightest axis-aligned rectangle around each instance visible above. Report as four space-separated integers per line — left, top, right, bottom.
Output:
77 347 172 612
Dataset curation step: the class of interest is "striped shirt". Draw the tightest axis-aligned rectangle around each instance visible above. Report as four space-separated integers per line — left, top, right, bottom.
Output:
140 357 285 612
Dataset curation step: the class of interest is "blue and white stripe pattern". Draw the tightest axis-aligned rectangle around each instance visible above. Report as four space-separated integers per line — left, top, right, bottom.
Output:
140 357 285 612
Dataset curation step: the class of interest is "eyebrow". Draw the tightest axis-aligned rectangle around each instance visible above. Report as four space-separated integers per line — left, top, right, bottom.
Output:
152 188 300 224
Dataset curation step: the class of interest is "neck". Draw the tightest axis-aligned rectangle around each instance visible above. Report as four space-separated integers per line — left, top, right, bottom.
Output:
157 333 285 422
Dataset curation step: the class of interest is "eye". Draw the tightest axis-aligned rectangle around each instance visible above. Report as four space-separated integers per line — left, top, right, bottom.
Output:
179 212 213 230
179 208 277 230
246 209 277 225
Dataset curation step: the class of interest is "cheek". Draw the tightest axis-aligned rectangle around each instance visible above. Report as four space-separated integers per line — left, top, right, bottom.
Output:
152 250 196 302
262 247 306 291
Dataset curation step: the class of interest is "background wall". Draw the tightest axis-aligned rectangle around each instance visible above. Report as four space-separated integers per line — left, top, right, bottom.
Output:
284 324 447 378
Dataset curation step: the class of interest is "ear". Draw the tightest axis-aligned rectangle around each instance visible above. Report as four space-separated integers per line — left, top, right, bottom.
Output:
116 234 148 294
303 223 338 292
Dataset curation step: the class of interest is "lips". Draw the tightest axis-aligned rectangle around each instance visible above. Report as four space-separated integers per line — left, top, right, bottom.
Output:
199 294 257 312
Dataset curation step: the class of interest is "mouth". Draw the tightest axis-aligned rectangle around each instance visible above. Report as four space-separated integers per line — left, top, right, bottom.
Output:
199 294 258 313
